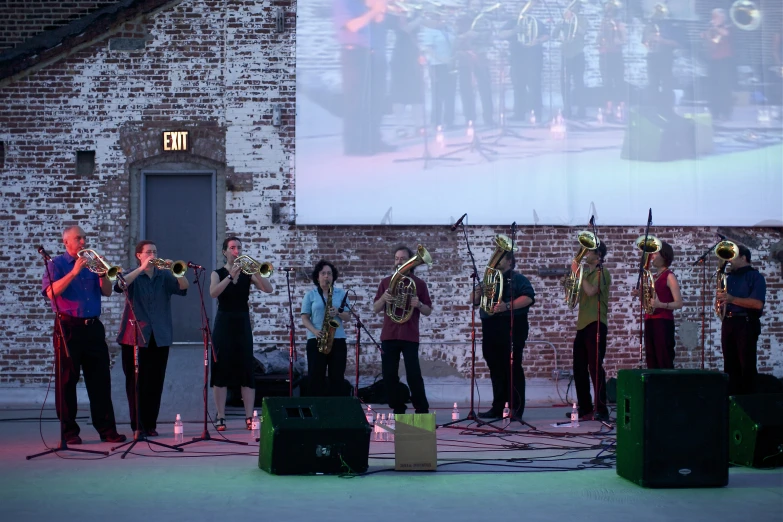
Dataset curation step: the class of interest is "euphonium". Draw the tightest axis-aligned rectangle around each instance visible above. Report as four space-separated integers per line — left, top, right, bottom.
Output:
563 231 600 309
317 284 340 355
386 245 432 324
561 0 580 42
635 235 662 314
729 0 761 31
233 255 274 277
469 2 501 32
715 240 739 321
77 249 122 281
480 234 517 315
516 0 538 46
150 258 188 278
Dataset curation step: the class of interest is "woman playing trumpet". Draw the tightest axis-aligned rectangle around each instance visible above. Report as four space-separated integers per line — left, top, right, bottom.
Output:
301 260 351 397
116 240 189 436
209 237 273 431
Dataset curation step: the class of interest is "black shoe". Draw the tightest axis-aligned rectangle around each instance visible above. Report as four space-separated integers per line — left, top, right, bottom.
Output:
478 409 502 419
100 432 127 443
414 409 429 414
393 408 407 415
513 409 524 419
65 435 82 445
594 412 611 423
145 429 159 437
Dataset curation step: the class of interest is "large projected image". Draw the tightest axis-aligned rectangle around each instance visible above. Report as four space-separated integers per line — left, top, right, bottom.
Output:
296 0 783 226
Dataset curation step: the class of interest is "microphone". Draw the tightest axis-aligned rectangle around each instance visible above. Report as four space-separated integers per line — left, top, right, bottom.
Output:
36 245 51 261
187 261 204 269
589 215 595 226
450 213 468 231
511 221 517 229
280 267 298 272
717 233 726 241
648 208 652 224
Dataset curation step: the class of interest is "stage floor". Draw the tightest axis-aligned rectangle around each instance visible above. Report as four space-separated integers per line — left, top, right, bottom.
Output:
1 402 780 521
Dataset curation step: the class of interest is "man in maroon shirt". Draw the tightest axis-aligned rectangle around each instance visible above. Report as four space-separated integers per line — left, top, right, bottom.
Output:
373 245 433 414
702 8 734 120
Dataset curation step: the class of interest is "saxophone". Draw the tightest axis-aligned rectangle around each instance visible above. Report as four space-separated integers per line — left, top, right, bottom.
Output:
635 235 662 315
317 285 340 355
714 240 739 321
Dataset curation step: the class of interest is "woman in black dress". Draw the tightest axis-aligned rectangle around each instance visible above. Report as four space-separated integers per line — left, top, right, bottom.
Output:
209 236 273 430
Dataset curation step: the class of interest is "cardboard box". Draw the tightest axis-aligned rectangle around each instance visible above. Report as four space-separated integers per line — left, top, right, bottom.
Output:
393 413 437 471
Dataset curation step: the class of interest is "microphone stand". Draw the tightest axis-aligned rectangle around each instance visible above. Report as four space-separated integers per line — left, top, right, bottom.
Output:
344 295 383 400
110 273 183 457
28 249 108 459
441 217 497 432
176 266 246 448
634 209 653 369
589 218 612 430
693 238 722 370
284 269 298 397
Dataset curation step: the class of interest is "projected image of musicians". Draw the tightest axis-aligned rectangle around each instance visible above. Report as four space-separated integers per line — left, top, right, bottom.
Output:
554 2 588 120
420 6 458 129
701 8 734 121
334 0 396 156
598 1 626 121
455 0 495 127
643 4 681 110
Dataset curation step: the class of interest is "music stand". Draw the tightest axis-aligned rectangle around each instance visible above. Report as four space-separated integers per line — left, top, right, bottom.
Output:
27 248 109 459
175 266 247 448
110 273 183 458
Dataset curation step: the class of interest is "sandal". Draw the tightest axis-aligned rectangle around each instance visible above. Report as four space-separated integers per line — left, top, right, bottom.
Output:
216 418 226 432
246 417 252 430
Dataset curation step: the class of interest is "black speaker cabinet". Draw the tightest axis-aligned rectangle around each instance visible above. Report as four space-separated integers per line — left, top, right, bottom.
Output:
258 397 371 475
616 369 728 488
729 394 783 468
621 106 697 161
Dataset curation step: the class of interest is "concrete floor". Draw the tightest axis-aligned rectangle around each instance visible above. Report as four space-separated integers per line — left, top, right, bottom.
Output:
1 400 781 522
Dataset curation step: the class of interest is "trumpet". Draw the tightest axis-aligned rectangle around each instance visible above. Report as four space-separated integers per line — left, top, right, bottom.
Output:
150 258 188 278
715 240 739 321
77 249 122 281
233 255 274 277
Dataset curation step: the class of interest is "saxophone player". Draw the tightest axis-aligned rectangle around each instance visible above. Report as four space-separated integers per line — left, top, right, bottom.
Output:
301 260 351 397
373 245 433 415
716 245 766 396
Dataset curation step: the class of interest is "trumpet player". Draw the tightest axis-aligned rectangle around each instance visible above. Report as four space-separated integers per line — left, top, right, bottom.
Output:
701 8 734 121
373 245 433 415
470 251 535 419
554 2 588 120
41 225 126 445
301 260 351 397
716 245 766 396
209 237 273 431
115 240 188 437
631 241 682 369
570 242 610 422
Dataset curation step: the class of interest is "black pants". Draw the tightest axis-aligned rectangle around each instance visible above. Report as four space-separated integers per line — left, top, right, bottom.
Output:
721 316 761 396
600 51 625 106
458 55 493 124
644 318 675 369
305 337 348 397
121 336 170 432
647 53 675 108
381 340 429 414
510 54 543 119
562 53 585 118
341 46 386 155
708 57 734 120
481 315 528 415
430 64 456 127
54 317 118 439
572 321 608 416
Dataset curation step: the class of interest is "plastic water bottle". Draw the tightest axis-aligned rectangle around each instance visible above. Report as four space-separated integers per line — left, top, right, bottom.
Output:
380 414 388 442
571 403 580 428
451 402 460 421
529 110 536 125
174 413 184 443
387 413 395 442
365 405 374 427
435 125 444 147
597 108 604 125
502 402 511 427
466 120 474 139
251 410 260 440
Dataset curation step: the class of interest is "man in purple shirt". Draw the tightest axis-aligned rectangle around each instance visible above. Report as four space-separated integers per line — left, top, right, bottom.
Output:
41 226 126 445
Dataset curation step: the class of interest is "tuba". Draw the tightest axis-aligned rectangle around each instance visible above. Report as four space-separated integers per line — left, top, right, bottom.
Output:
77 249 122 281
516 0 539 46
150 258 188 278
233 255 274 277
563 231 599 309
480 234 517 315
730 0 761 31
635 235 662 314
386 245 432 324
715 240 739 321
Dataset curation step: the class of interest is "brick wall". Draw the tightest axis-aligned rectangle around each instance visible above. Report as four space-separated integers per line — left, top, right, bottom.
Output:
0 0 781 387
0 1 121 51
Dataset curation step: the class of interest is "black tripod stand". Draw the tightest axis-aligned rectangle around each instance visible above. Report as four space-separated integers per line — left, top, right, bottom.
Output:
345 294 383 401
27 247 109 460
111 274 183 458
283 268 299 397
492 49 534 146
176 266 246 448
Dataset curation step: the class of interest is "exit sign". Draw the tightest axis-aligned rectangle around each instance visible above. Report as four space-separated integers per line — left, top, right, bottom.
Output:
163 131 189 151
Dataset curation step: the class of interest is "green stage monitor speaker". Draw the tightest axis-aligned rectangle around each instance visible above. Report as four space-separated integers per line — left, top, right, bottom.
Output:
616 369 728 488
729 394 783 468
258 396 371 475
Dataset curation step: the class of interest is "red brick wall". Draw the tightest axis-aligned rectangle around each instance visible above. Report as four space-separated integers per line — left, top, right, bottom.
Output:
0 1 120 51
0 0 780 387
